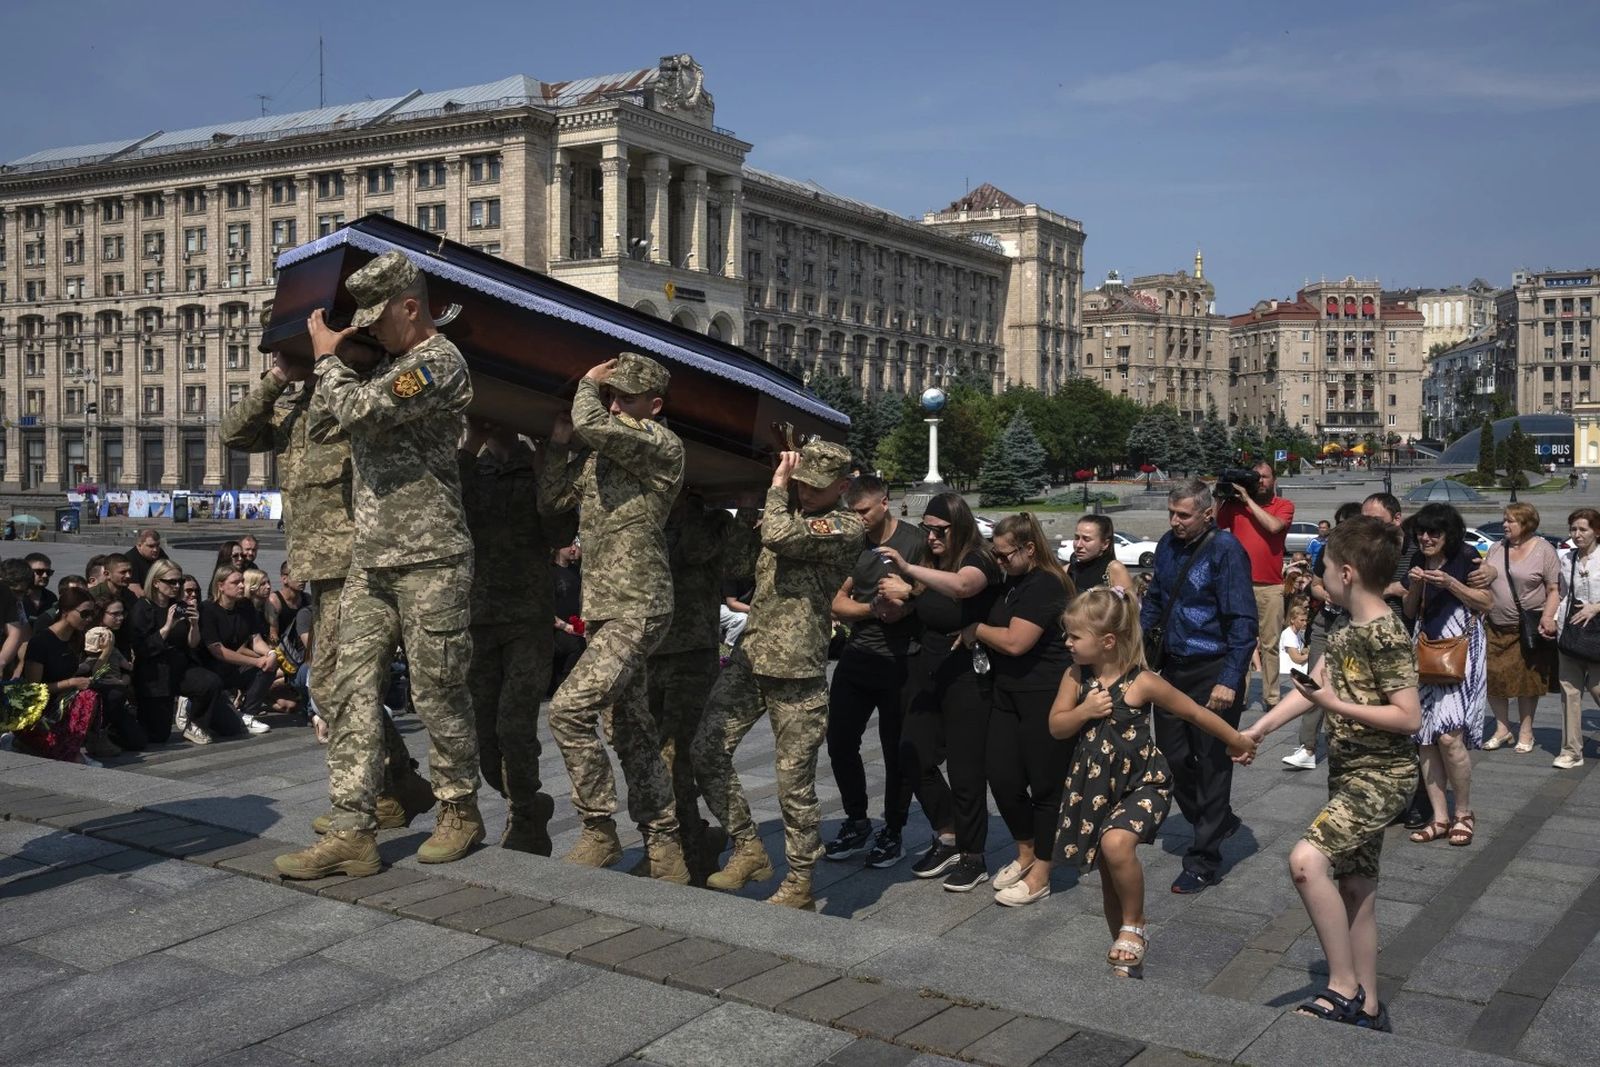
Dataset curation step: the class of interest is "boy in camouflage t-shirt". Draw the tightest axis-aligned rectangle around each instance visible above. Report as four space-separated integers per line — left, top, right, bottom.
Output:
1242 517 1422 1032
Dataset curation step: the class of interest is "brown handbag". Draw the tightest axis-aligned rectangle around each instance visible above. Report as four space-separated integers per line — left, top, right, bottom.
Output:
1415 579 1469 686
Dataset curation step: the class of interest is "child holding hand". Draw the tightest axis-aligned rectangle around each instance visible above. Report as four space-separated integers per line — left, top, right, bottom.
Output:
1241 516 1423 1031
1049 587 1257 978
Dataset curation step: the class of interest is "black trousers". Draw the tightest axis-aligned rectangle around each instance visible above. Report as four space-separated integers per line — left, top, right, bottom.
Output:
895 645 991 854
215 660 276 719
826 647 909 825
986 683 1074 856
1155 654 1244 879
100 688 147 750
140 665 240 740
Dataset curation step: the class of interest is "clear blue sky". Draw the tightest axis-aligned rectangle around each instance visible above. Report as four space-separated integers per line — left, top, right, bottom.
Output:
4 0 1596 312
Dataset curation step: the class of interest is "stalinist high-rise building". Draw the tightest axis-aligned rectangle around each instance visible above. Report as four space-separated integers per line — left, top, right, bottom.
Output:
0 56 1084 490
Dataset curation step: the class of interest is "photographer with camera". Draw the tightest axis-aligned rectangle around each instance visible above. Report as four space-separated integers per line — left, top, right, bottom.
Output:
1216 460 1295 712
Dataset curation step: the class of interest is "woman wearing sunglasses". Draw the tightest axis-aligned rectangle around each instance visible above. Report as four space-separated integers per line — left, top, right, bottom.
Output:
129 559 240 744
876 492 1003 891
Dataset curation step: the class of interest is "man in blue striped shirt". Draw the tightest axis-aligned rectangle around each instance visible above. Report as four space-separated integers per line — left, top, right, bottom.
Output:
1141 478 1259 894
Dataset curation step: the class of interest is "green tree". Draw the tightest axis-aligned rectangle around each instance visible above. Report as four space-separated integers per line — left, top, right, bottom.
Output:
804 374 908 472
1475 415 1497 483
978 409 1049 507
1198 401 1232 474
1125 403 1195 474
1502 420 1539 487
1231 423 1265 468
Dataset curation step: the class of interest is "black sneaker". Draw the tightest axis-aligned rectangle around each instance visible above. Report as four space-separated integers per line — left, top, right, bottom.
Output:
942 856 990 892
910 839 961 879
863 829 903 868
824 818 874 861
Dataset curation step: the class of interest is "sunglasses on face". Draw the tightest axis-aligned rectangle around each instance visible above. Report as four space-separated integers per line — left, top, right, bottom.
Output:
993 546 1024 563
32 569 52 578
921 523 951 539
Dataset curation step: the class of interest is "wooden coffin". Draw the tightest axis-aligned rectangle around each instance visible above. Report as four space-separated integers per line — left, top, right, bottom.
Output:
259 215 849 493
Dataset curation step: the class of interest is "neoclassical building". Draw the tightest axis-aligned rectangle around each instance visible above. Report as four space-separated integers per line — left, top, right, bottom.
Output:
0 55 1084 490
1227 277 1426 444
1079 254 1228 423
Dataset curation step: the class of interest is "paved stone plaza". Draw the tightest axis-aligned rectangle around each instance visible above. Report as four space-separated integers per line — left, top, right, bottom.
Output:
3 476 1598 1066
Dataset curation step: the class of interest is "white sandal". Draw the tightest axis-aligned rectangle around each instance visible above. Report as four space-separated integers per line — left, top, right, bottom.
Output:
1108 924 1147 979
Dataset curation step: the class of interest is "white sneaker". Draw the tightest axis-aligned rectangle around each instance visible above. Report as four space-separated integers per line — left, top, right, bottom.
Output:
1553 753 1586 770
1281 746 1317 770
79 752 103 767
993 859 1034 890
240 713 271 735
182 722 214 746
994 880 1050 907
173 696 192 733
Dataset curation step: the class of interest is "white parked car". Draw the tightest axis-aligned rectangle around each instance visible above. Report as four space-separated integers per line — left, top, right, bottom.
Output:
1056 532 1160 569
975 515 995 539
1284 521 1322 554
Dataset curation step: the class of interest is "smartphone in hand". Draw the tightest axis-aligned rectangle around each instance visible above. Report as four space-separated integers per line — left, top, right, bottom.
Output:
1289 667 1320 691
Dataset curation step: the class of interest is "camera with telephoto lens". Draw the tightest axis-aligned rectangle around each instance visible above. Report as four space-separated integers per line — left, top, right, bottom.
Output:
1214 467 1261 502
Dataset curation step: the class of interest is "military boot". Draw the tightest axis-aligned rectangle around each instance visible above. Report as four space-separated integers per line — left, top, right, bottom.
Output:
647 833 691 885
310 789 429 836
275 829 381 880
765 872 815 910
501 793 555 856
705 835 774 891
416 799 486 864
565 818 623 868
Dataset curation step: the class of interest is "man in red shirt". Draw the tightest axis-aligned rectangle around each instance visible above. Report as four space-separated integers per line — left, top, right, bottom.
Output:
1217 459 1294 709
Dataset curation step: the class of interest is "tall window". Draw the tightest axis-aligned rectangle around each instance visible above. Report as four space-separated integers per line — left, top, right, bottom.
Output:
468 199 500 228
416 159 448 188
416 204 447 231
315 172 346 199
468 154 501 182
365 165 395 194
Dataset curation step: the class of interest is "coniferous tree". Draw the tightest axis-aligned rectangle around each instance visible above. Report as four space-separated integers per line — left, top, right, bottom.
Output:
1199 402 1233 474
1475 415 1497 484
978 409 1049 506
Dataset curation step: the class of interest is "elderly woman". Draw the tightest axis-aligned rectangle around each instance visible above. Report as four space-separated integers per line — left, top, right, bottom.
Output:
199 565 275 735
1555 508 1600 769
1482 503 1561 752
129 559 239 744
1402 504 1492 846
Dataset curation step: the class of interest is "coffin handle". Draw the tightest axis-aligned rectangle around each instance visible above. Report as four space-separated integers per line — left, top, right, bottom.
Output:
433 303 463 328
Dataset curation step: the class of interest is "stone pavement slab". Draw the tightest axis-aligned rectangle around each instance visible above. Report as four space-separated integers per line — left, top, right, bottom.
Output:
163 895 394 975
896 1004 1015 1057
1 953 221 1060
1236 1011 1526 1067
410 969 712 1067
267 945 574 1066
956 1014 1077 1067
637 1000 856 1067
316 917 492 977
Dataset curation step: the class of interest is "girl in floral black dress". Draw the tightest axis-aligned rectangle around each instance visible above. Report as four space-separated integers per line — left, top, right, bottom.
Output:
1049 587 1256 977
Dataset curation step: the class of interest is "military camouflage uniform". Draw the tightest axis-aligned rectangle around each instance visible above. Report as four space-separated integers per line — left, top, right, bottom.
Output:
218 370 413 790
460 440 576 816
314 252 479 833
539 356 685 837
691 441 864 875
648 498 759 835
1307 612 1421 880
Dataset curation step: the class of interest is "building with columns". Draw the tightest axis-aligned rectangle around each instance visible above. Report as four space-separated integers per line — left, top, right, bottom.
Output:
1384 280 1499 354
1227 277 1426 445
0 55 1086 491
1079 253 1228 423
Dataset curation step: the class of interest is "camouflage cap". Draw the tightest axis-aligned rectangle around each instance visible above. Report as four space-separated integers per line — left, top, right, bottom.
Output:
607 351 670 396
791 439 853 488
346 251 420 327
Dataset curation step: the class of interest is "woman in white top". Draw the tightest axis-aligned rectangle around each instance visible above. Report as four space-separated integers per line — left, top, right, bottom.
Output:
1555 507 1600 769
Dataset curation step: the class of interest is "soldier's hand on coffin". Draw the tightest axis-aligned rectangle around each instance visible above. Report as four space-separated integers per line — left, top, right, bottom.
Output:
550 411 574 446
271 351 312 385
584 358 619 382
772 451 800 488
307 308 358 359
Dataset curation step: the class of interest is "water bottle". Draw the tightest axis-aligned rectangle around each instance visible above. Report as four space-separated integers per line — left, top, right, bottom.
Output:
971 645 991 675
